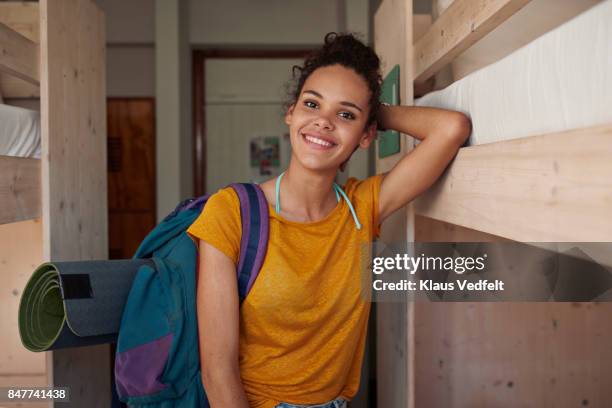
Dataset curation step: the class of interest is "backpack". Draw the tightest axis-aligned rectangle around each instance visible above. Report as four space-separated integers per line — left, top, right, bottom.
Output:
114 183 269 407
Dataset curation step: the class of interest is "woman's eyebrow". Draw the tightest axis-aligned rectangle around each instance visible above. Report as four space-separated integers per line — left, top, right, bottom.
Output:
340 101 363 112
303 90 363 112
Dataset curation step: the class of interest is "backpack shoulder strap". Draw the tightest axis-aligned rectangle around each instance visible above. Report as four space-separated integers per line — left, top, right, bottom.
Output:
229 183 270 303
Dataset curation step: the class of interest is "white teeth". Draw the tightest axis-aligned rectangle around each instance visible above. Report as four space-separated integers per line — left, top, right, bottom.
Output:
304 135 334 147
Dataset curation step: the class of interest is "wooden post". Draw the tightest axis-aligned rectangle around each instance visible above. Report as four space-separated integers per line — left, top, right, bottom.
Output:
373 0 414 406
40 0 109 406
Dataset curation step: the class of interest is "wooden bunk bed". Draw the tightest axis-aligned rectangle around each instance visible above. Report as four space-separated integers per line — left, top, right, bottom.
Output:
374 0 612 406
0 1 108 406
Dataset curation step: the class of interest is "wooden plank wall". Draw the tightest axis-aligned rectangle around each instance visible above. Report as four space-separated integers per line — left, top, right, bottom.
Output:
39 0 109 406
414 216 612 407
0 157 40 224
0 4 44 405
373 0 413 406
0 219 46 402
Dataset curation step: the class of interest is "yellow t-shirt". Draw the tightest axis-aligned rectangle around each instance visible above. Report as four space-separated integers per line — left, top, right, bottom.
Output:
187 175 382 408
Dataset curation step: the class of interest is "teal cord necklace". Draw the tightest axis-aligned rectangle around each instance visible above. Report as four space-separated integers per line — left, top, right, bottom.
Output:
275 171 362 230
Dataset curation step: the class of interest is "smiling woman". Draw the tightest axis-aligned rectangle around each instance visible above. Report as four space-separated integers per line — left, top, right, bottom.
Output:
285 64 376 176
187 33 470 408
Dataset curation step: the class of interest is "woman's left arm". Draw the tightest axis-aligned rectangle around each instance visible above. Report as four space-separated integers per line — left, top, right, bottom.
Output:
377 105 471 223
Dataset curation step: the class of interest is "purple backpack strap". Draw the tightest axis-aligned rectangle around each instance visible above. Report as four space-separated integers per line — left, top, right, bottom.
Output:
229 183 269 302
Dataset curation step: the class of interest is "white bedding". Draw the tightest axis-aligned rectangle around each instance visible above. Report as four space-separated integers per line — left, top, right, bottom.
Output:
0 104 41 158
416 0 612 145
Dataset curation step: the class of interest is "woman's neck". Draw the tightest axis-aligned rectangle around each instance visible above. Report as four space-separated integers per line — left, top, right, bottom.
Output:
278 160 339 222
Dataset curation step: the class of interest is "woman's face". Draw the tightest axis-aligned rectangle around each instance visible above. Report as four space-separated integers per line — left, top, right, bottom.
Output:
285 64 376 172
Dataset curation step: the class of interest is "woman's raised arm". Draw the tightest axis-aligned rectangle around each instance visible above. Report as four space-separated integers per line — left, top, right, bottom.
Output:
377 105 471 223
197 240 250 408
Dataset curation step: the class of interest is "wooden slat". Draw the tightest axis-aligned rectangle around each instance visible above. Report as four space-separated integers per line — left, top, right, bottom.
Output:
0 2 40 97
413 0 531 83
414 124 612 242
0 2 40 43
0 75 39 98
0 21 39 86
0 156 40 225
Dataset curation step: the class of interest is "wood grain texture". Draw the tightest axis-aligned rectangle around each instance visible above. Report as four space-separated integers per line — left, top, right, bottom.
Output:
413 0 531 82
0 76 39 98
0 373 47 408
374 0 414 406
0 2 39 42
414 302 612 408
0 157 40 224
0 1 40 97
374 0 413 174
414 215 612 407
414 124 612 242
107 99 155 211
0 21 39 86
39 0 109 406
0 219 44 377
107 98 156 259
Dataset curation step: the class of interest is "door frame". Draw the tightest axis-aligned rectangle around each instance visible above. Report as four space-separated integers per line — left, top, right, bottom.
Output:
191 49 314 196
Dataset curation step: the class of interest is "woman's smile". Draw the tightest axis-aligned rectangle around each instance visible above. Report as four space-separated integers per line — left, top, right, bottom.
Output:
301 132 338 150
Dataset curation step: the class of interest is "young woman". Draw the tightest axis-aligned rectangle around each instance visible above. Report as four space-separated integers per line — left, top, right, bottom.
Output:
187 33 471 408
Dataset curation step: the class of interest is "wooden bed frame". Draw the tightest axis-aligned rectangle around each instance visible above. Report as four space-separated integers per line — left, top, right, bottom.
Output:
0 1 108 407
374 0 612 406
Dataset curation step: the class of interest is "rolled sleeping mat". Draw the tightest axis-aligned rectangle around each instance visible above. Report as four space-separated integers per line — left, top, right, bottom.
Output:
19 259 153 352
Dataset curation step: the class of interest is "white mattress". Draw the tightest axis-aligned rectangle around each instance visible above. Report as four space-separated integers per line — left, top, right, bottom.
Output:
415 0 612 145
0 104 41 158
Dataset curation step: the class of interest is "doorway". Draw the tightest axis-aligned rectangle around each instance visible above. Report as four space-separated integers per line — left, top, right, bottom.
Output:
192 50 312 196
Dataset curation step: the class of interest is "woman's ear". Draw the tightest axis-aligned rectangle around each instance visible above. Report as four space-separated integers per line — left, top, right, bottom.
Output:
284 104 295 126
359 123 378 149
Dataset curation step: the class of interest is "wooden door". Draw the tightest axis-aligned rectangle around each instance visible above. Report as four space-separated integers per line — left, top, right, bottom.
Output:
107 98 156 260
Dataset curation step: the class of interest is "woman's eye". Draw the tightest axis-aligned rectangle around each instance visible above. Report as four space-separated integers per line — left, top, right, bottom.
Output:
304 100 318 109
339 111 355 120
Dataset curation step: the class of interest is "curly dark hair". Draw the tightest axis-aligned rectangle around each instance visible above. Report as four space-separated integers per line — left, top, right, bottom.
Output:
287 32 382 127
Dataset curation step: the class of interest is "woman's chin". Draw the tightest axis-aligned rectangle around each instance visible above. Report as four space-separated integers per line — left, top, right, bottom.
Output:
294 156 340 173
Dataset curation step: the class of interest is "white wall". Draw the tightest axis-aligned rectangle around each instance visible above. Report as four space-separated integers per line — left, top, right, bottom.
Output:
95 0 155 97
190 0 343 45
155 0 192 219
344 0 373 182
206 58 301 104
96 0 154 43
106 46 155 97
205 58 300 193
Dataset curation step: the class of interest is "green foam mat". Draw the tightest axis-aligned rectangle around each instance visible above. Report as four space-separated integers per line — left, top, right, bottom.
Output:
19 259 152 351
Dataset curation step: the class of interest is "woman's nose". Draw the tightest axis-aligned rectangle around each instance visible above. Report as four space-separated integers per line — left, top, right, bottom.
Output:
314 112 334 130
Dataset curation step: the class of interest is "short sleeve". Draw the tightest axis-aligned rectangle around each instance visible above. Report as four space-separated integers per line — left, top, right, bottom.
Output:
344 174 383 239
186 187 242 265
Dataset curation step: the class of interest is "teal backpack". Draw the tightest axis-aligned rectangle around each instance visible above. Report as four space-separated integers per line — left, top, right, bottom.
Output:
114 183 270 407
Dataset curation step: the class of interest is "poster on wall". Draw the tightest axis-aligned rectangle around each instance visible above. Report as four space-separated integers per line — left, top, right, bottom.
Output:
249 135 281 182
